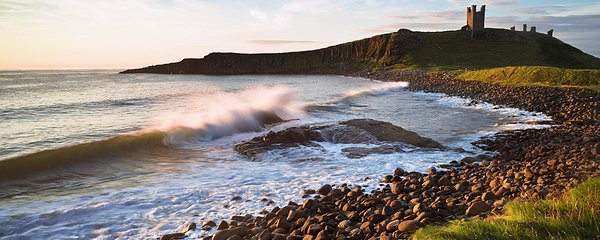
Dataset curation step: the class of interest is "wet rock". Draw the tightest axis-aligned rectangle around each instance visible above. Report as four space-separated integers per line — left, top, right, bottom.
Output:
234 127 324 157
339 119 445 149
493 200 505 208
338 220 352 229
217 221 229 230
213 226 249 240
394 168 407 176
314 230 328 240
160 233 185 240
359 221 373 234
386 220 400 232
231 196 242 201
307 223 324 235
273 218 290 230
481 192 496 201
304 189 316 195
226 235 241 240
391 183 403 195
318 184 332 196
183 222 196 233
203 221 217 231
461 157 478 164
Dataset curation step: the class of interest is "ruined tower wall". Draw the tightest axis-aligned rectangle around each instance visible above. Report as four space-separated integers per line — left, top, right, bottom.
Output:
466 5 485 39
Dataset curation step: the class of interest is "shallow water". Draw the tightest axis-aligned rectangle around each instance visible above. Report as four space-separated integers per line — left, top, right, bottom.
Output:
0 71 550 239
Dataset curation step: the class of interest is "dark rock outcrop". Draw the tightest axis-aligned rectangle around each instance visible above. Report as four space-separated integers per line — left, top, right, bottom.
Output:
234 119 444 158
234 127 324 157
339 119 445 149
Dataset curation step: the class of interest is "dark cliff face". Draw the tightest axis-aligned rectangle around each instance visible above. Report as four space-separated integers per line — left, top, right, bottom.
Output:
122 33 399 74
121 29 600 74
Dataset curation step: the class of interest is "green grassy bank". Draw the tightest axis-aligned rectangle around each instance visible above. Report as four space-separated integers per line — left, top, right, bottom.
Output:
413 176 600 240
456 66 600 88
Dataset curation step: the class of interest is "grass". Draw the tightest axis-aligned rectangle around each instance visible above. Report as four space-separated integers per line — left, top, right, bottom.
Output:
379 28 600 71
456 66 600 88
413 177 600 240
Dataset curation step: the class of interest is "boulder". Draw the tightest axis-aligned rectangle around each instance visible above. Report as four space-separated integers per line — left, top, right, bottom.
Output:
397 220 422 232
318 184 332 196
160 233 185 240
234 127 324 157
213 226 249 240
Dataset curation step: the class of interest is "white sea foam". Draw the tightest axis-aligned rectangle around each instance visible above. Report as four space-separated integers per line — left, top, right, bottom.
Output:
339 81 409 100
149 85 305 145
413 91 552 128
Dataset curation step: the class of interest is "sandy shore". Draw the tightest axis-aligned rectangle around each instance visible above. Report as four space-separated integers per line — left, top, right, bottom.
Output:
161 70 599 240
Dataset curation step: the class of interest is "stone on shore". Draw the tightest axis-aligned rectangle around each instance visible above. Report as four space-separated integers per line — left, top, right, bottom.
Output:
213 226 249 240
466 201 492 216
398 220 422 232
160 233 185 240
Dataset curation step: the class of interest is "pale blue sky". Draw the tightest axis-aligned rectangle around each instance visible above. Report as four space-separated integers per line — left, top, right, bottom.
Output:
1 0 599 69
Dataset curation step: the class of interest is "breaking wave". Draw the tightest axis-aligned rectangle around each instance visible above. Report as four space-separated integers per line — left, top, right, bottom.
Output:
306 82 409 112
0 86 303 180
338 82 408 101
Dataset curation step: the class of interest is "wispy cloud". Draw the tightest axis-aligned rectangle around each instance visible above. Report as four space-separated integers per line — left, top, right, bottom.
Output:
249 40 320 45
447 0 517 7
512 5 569 16
388 9 463 21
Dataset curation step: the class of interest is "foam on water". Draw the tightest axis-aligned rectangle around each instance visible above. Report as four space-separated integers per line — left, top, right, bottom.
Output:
413 91 553 129
151 85 304 145
336 81 409 104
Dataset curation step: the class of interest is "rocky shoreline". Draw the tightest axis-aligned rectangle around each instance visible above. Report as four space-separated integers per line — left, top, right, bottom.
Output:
160 70 599 240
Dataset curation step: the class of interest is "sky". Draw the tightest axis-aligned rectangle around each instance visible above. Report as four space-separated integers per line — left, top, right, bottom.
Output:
1 0 599 70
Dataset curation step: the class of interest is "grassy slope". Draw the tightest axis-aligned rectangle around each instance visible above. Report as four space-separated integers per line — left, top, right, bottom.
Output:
413 176 600 240
456 66 600 88
384 29 600 71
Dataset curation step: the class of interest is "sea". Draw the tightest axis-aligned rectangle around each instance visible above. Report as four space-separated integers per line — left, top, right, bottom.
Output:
0 70 550 239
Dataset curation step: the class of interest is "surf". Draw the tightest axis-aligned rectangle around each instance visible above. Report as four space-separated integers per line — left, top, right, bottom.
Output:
0 85 304 181
305 81 409 112
338 81 409 101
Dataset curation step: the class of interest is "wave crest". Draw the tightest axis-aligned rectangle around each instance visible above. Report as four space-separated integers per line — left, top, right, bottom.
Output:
0 86 303 180
339 82 408 101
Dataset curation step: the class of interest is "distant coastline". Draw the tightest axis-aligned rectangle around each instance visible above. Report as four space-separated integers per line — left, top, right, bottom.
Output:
122 28 600 75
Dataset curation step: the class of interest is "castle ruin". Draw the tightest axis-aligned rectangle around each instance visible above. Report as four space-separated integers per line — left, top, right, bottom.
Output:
519 24 554 37
462 5 555 39
466 5 485 39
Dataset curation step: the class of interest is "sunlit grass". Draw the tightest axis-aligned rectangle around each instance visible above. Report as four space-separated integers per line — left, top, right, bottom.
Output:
413 176 600 240
456 66 600 89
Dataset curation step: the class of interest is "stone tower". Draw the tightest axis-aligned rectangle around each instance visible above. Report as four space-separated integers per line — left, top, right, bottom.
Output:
466 5 486 39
